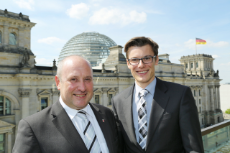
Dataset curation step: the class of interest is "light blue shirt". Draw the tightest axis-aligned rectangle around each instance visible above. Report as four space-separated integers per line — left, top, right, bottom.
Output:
59 97 109 153
132 78 157 142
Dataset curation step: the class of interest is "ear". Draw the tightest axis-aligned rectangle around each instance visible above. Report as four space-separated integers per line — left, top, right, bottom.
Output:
55 75 61 90
155 56 159 66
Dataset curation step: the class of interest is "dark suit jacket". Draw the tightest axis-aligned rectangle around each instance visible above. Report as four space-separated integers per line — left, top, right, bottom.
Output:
13 101 120 153
112 78 204 153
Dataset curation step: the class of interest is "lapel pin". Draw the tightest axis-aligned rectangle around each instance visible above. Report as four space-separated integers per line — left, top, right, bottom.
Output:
102 119 105 122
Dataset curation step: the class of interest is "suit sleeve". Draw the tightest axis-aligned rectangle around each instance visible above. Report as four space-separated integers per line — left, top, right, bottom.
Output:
112 97 125 153
179 87 204 153
12 119 42 153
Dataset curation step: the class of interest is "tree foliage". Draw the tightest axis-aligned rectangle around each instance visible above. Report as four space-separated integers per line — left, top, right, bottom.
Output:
225 109 230 114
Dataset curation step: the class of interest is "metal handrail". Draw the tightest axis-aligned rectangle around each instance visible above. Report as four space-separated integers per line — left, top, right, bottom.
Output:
201 120 230 136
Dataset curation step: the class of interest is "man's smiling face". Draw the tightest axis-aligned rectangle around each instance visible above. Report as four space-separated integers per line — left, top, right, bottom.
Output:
127 44 159 89
55 56 93 110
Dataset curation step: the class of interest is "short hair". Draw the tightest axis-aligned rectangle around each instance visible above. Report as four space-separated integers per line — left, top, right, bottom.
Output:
124 36 159 58
56 55 92 81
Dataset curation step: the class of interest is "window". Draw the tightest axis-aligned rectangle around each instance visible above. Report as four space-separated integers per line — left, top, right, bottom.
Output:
41 97 48 110
108 94 113 105
0 134 5 153
199 99 201 104
194 90 196 96
196 62 198 68
9 33 17 45
199 107 201 113
95 95 99 104
199 90 201 96
0 96 11 115
186 64 188 68
0 31 2 43
191 63 193 68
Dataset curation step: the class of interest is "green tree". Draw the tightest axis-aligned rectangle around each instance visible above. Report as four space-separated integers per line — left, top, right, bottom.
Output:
225 109 230 114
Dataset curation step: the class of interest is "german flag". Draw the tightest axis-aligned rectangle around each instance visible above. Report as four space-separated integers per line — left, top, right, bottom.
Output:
196 38 206 45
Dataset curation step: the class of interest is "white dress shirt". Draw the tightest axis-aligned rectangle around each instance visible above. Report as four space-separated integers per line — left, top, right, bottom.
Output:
59 97 109 153
132 77 157 142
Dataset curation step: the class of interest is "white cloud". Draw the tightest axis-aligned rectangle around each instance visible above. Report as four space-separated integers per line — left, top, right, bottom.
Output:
208 41 229 47
14 0 34 10
184 39 196 49
38 37 65 45
212 55 219 58
66 3 89 19
89 8 146 25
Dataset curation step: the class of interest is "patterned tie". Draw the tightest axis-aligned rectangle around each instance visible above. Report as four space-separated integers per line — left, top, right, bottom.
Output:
78 111 102 153
138 89 149 149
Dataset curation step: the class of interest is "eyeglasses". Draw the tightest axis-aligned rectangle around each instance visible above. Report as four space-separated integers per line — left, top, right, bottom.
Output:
127 55 156 65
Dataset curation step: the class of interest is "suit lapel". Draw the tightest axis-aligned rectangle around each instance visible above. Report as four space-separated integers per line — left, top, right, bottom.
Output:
146 78 169 150
122 85 143 150
51 101 88 153
89 103 114 153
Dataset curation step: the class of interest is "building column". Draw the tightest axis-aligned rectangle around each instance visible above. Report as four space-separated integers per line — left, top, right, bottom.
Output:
101 87 109 106
18 27 25 47
188 60 191 71
208 85 214 111
215 85 220 109
192 60 195 71
3 24 9 45
25 27 31 49
7 132 12 153
18 88 31 119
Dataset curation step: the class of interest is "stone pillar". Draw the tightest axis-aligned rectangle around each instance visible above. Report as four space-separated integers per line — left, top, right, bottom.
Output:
18 27 25 47
25 27 31 49
208 85 213 110
7 132 12 153
188 60 190 70
18 88 31 118
101 87 108 106
3 24 9 45
215 85 220 109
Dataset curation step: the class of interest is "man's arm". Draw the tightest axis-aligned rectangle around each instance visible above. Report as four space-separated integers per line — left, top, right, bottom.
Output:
112 98 125 153
180 87 204 153
13 119 42 153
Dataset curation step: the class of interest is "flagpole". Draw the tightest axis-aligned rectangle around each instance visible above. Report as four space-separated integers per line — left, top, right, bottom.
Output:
195 38 197 55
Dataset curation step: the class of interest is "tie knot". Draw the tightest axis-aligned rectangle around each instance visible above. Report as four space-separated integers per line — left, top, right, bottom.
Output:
139 89 149 97
78 110 87 120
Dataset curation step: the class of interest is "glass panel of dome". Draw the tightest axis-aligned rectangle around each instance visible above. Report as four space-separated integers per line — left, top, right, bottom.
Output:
58 32 117 67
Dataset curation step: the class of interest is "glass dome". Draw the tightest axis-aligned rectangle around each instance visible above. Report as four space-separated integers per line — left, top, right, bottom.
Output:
58 32 117 67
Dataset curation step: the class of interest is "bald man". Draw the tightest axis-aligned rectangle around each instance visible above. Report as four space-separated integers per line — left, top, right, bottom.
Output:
13 56 121 153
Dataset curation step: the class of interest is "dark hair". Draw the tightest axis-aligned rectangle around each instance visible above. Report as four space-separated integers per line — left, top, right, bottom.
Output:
124 36 159 58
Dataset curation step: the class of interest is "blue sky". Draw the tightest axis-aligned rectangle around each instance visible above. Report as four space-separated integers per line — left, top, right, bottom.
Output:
1 0 230 84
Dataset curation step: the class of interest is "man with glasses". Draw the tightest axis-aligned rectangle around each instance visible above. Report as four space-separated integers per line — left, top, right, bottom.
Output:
112 37 204 153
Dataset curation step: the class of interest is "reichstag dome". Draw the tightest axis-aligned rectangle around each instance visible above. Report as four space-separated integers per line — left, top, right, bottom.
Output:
58 32 117 66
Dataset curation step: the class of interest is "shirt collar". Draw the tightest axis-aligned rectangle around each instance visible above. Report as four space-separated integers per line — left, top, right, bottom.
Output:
59 97 92 120
135 77 157 96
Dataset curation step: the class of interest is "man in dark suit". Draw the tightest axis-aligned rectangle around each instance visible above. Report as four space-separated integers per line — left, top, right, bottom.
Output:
112 37 204 153
13 56 120 153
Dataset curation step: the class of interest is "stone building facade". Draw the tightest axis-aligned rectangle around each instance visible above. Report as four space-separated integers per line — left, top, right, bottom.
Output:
0 9 223 152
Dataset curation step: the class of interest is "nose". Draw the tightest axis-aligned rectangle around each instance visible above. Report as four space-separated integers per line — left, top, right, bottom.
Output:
78 81 86 92
138 59 145 68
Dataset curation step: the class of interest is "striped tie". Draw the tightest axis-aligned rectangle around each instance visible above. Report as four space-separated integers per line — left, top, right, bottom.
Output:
138 89 149 149
78 111 102 153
